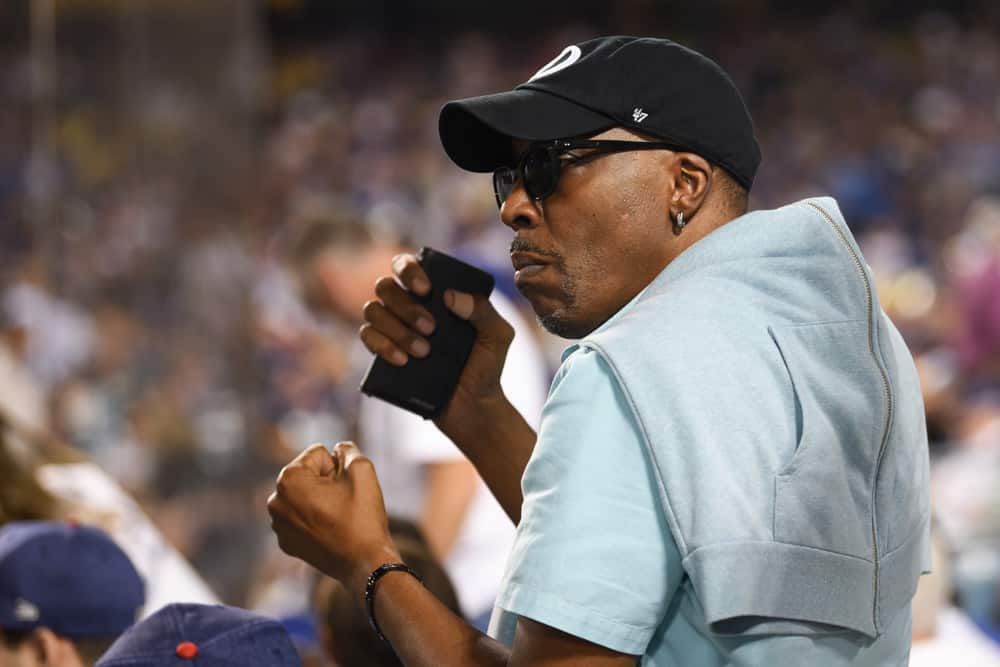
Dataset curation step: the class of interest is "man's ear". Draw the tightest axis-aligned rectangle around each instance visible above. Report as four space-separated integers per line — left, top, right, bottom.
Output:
31 627 86 667
29 628 55 665
668 152 713 222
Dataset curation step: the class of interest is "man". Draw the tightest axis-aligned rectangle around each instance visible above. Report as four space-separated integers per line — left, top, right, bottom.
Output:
268 36 931 665
95 603 302 666
285 209 548 627
0 521 144 667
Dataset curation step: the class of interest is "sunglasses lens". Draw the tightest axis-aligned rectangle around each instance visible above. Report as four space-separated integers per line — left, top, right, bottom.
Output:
493 168 518 207
492 146 562 208
522 146 559 200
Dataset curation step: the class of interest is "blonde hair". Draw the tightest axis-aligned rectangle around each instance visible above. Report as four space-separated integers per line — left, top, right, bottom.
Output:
0 409 84 527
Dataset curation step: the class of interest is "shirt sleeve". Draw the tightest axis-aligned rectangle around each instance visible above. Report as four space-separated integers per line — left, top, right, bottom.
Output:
494 347 683 655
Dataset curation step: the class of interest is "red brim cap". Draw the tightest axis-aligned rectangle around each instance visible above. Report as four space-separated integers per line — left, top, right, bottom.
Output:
438 88 615 173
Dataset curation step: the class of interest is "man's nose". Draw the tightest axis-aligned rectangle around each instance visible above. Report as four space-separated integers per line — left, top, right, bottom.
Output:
499 182 540 231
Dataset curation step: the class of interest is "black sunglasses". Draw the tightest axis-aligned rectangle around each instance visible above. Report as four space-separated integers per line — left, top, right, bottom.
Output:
492 139 688 209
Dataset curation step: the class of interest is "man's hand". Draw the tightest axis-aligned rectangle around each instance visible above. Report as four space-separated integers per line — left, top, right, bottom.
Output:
359 253 516 438
267 442 401 597
360 253 538 524
268 449 637 667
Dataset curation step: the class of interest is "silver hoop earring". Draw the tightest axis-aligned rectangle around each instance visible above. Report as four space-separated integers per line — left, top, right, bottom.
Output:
673 211 686 233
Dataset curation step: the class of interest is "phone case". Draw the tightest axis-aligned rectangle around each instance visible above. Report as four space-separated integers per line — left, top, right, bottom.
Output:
359 247 495 419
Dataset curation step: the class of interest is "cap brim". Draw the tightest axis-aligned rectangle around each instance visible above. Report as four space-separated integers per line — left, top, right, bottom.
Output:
438 88 616 172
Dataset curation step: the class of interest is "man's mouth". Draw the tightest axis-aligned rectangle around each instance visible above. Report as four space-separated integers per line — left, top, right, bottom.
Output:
511 252 550 281
510 251 550 270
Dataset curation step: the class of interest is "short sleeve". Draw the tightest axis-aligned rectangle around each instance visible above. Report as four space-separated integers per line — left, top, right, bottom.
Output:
493 347 682 655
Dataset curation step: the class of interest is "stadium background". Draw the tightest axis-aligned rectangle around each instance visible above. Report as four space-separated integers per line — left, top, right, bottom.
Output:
0 0 998 656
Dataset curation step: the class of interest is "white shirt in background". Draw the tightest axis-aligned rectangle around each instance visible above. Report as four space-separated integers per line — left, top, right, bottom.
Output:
358 290 549 619
909 607 1000 667
35 462 219 617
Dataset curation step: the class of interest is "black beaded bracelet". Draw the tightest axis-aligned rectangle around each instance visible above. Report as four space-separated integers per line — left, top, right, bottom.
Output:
364 562 423 645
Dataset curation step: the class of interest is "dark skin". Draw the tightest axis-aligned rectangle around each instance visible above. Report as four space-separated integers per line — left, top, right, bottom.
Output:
268 127 744 666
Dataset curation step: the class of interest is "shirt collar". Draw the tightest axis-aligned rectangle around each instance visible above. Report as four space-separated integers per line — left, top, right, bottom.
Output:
559 281 652 362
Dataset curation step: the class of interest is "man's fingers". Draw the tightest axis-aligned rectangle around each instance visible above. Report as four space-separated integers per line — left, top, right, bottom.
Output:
333 442 382 501
359 323 409 366
391 253 431 296
296 443 337 476
266 491 281 520
444 289 474 319
444 290 515 346
373 276 436 335
335 442 384 507
362 300 430 358
332 441 364 474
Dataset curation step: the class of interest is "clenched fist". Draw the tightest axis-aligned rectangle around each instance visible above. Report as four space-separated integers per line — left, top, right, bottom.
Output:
267 442 402 598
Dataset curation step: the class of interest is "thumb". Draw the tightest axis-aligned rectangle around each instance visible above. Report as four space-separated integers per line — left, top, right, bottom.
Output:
336 442 386 506
332 441 364 477
444 290 514 347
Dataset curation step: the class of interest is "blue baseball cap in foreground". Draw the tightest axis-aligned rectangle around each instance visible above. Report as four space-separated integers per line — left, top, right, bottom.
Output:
96 603 303 667
0 520 144 637
439 35 761 189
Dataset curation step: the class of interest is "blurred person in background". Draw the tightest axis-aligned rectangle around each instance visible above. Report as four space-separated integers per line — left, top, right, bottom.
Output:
284 205 549 629
0 412 219 616
0 521 144 667
0 298 48 443
312 517 462 667
1 267 95 394
909 526 1000 665
95 603 303 667
928 389 1000 630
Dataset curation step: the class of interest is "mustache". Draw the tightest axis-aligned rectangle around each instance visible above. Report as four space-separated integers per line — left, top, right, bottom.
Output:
509 238 561 260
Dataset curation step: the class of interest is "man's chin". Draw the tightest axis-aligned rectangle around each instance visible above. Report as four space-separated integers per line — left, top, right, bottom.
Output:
538 314 579 338
536 307 592 339
520 288 589 338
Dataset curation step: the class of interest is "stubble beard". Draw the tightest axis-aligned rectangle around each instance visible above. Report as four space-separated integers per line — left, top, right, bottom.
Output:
535 270 581 338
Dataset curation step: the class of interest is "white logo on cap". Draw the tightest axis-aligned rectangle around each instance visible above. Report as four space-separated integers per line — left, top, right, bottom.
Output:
632 108 649 123
14 598 40 622
528 45 582 82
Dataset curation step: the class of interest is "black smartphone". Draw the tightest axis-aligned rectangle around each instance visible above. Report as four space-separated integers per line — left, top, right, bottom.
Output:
359 247 495 419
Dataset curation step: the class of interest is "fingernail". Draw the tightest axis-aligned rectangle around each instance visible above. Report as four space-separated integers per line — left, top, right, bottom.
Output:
446 290 474 319
413 277 430 295
410 338 430 357
391 350 407 365
416 317 434 335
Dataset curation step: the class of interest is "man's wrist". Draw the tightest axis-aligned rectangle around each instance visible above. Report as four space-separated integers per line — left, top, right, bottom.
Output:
348 544 404 602
439 391 516 446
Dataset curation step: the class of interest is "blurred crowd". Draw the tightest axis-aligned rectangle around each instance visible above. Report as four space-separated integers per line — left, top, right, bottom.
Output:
0 3 998 663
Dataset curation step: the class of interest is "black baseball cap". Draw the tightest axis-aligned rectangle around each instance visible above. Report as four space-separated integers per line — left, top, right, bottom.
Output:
439 36 761 189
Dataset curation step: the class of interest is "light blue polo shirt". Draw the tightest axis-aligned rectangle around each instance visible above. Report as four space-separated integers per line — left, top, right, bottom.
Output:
489 198 929 664
488 344 913 665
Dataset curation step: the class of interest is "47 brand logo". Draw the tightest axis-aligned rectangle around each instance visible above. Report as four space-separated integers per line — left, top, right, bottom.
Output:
632 107 649 123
